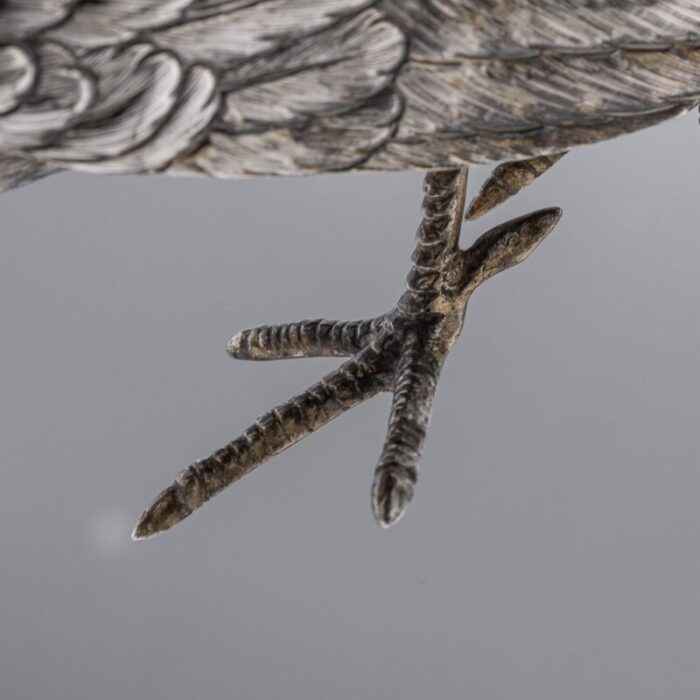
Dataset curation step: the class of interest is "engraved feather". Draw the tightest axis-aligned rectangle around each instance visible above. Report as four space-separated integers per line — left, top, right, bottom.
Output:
0 0 699 189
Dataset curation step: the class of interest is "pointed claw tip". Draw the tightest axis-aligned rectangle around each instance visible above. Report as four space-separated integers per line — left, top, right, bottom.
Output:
537 206 564 238
517 206 563 243
371 469 415 529
542 206 564 225
131 520 155 542
464 200 488 221
131 484 192 542
131 508 162 542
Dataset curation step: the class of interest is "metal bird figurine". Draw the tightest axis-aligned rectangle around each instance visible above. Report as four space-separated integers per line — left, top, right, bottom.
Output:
1 2 699 537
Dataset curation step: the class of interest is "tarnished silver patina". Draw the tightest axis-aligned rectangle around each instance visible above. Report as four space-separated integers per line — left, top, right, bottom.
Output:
134 168 561 537
1 1 699 536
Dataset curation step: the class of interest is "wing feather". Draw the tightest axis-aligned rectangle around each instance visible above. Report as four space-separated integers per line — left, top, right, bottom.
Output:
0 42 95 151
381 1 700 57
153 0 374 64
359 0 700 168
0 45 35 114
188 8 406 176
0 1 405 180
0 0 75 39
1 0 700 184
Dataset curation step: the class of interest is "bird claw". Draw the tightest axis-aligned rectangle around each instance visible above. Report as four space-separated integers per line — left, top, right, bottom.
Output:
372 467 416 528
133 167 563 539
465 153 566 220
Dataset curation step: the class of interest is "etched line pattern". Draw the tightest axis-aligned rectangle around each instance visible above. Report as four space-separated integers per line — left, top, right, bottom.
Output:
372 329 440 526
228 317 388 360
405 168 468 297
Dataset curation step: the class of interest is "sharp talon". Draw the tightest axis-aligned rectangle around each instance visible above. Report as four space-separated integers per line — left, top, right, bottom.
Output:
134 166 564 538
132 483 192 541
461 206 562 291
465 153 566 221
372 468 415 528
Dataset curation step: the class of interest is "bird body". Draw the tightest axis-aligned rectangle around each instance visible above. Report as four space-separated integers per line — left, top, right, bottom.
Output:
1 1 700 191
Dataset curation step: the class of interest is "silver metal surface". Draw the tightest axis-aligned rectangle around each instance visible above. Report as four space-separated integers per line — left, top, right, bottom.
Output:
1 2 699 534
1 2 699 188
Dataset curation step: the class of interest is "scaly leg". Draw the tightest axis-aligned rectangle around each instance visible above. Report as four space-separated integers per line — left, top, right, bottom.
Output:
372 328 441 527
133 337 397 539
228 317 388 360
133 167 562 539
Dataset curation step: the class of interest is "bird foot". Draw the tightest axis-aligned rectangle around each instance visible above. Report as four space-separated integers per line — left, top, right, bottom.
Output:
133 167 562 540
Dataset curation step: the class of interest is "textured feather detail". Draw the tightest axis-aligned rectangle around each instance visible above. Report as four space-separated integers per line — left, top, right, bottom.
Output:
0 42 95 151
390 47 700 138
363 45 700 168
380 1 700 57
367 103 693 170
195 90 402 176
0 0 75 39
46 1 193 49
38 62 220 174
153 0 373 63
188 7 406 176
218 9 406 128
1 0 700 182
33 45 186 161
0 45 35 114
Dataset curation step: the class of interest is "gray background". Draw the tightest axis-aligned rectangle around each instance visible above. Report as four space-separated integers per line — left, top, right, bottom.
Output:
1 113 699 700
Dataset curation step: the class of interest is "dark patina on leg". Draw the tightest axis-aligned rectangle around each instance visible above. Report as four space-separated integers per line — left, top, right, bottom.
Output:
133 167 562 539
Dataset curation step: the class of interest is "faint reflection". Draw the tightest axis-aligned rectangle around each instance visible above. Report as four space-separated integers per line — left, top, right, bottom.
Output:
89 507 132 555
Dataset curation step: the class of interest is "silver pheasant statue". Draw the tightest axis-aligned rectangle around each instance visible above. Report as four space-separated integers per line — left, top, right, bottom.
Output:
1 1 699 538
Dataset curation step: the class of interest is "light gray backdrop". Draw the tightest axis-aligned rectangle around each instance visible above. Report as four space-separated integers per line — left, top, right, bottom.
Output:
1 113 699 700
